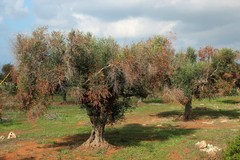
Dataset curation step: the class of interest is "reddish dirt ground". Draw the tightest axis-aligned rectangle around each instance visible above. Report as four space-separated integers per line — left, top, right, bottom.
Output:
1 141 57 160
0 139 119 160
168 151 182 160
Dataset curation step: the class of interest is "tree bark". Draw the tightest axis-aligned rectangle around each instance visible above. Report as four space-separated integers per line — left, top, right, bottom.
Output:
183 99 192 121
82 116 109 148
0 108 2 121
62 91 67 103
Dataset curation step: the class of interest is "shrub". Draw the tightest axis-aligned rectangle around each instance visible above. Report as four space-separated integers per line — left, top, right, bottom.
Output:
224 134 240 160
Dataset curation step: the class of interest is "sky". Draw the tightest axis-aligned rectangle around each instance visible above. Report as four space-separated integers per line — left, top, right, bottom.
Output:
0 0 240 67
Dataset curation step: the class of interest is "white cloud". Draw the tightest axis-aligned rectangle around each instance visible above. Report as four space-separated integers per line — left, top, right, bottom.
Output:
1 0 240 67
72 14 178 39
106 17 178 38
2 0 28 18
72 13 101 34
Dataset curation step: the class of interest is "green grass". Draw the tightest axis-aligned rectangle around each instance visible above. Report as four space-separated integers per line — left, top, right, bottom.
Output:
0 96 240 159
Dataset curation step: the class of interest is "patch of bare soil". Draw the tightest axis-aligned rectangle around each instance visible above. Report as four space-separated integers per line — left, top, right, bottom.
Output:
0 137 121 160
1 141 62 160
168 151 182 160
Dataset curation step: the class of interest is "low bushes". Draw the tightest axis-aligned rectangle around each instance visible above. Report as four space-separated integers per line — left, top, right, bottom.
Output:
224 134 240 160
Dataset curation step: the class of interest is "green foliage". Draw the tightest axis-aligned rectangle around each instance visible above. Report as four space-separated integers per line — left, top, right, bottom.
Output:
1 63 13 75
211 48 240 96
224 134 240 160
0 63 13 83
186 47 197 63
172 60 205 98
212 48 238 76
170 47 240 105
0 82 17 95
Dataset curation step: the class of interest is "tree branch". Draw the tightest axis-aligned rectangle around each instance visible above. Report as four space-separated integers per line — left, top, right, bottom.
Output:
0 71 11 85
85 64 113 84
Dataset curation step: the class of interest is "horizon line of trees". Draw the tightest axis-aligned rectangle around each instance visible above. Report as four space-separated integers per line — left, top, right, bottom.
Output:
0 27 240 147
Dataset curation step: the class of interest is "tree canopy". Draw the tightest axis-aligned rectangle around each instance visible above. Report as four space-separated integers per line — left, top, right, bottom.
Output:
13 27 175 147
13 27 240 146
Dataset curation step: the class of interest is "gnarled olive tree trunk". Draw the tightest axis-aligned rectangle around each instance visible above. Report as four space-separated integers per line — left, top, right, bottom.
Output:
82 113 109 148
183 98 192 121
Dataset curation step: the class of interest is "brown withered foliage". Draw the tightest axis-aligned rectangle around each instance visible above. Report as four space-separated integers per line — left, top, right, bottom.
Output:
163 87 188 105
119 36 174 93
14 27 66 119
198 46 218 62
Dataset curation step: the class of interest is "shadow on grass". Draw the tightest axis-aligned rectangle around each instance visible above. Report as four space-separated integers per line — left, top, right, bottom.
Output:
108 124 195 147
218 99 240 104
157 108 240 119
0 119 22 127
45 123 195 149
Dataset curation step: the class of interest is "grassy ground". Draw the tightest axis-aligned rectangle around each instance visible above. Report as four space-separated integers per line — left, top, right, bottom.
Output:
0 96 239 160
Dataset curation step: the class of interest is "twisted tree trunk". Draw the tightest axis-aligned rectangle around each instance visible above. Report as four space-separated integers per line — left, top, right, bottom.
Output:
183 99 192 121
82 115 109 148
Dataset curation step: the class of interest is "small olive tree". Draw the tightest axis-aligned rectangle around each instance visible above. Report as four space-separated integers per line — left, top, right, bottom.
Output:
164 46 217 120
171 60 207 120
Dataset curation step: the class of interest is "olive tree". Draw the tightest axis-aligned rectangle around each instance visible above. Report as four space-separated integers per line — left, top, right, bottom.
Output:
14 27 67 118
171 60 206 120
65 31 174 147
122 36 174 101
164 46 217 120
211 48 240 95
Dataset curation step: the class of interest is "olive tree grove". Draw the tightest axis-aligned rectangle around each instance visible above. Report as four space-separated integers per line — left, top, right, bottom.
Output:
14 28 174 147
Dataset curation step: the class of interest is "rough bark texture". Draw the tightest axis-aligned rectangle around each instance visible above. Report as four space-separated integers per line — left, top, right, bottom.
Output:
82 115 109 148
183 99 192 121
